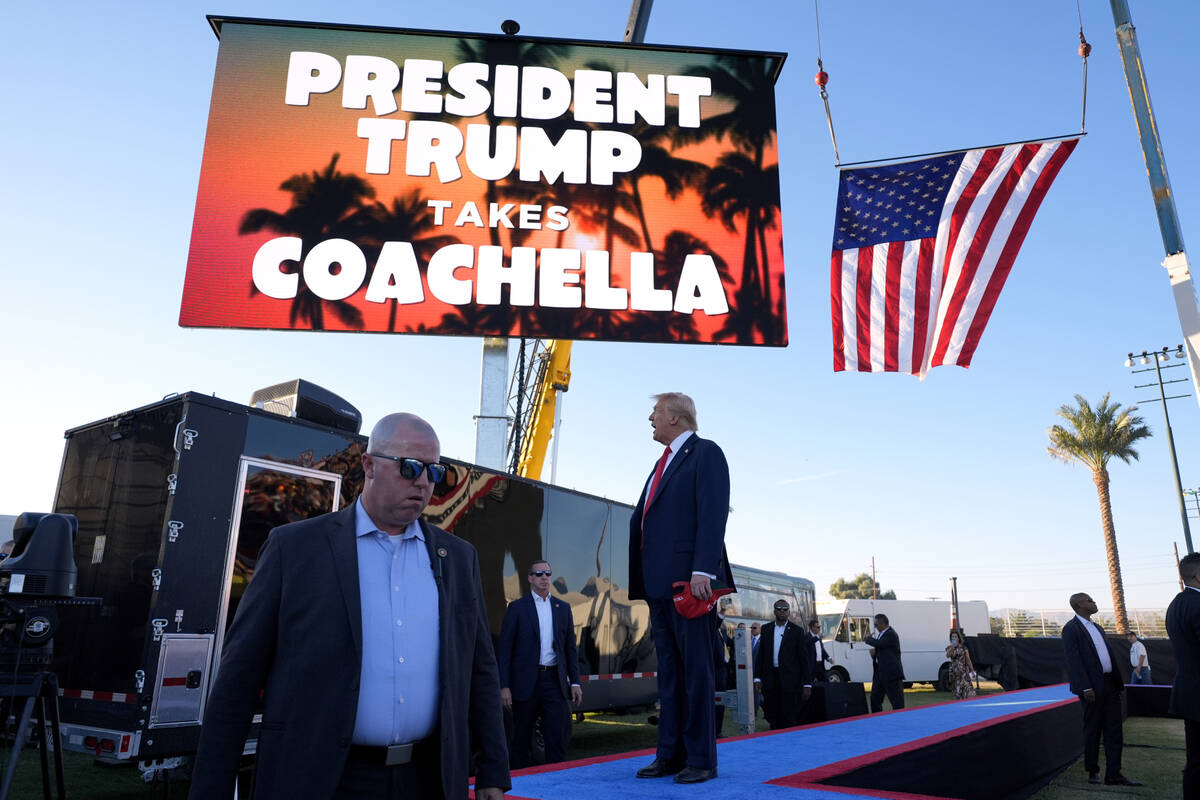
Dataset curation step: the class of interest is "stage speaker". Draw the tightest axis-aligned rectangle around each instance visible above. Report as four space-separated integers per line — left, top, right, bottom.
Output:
799 682 870 724
250 379 362 434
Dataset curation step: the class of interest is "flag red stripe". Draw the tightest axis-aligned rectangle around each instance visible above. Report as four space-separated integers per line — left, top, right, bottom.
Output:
910 238 935 373
884 241 903 371
932 144 1036 366
940 148 1003 294
855 248 873 371
957 140 1078 365
830 250 846 371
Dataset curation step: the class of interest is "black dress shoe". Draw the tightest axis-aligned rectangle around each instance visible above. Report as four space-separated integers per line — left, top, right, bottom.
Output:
1087 773 1101 785
636 758 684 778
1105 775 1143 786
674 766 717 784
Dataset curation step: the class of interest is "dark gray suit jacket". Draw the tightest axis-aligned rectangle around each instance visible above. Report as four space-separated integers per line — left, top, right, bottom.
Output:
189 504 510 799
1167 587 1200 720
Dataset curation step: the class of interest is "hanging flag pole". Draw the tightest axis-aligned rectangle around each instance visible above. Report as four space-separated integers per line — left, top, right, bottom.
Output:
1109 0 1200 410
836 132 1084 170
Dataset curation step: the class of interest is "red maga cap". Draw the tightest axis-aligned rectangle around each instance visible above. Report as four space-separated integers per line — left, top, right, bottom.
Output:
672 580 735 619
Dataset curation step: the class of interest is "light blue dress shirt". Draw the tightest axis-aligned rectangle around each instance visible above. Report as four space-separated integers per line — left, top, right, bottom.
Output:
352 499 440 745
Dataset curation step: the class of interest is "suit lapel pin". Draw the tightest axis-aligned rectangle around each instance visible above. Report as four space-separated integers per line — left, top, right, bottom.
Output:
437 547 447 558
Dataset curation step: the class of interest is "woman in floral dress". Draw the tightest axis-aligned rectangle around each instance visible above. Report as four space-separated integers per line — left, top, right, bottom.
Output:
945 629 976 699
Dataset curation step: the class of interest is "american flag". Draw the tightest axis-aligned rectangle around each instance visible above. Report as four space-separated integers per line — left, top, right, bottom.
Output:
829 138 1078 375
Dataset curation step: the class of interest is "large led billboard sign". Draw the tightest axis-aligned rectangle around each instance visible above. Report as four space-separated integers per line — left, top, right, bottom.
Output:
180 17 788 345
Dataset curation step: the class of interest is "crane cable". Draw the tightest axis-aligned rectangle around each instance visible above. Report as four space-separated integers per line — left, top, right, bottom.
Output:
812 1 1091 163
812 0 840 166
1077 0 1091 134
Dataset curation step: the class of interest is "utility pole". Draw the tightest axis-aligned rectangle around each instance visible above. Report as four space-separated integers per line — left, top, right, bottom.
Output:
1125 345 1193 553
871 557 878 600
950 576 960 632
1175 542 1185 592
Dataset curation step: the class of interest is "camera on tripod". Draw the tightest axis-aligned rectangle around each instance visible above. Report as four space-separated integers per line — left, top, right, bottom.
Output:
0 512 82 669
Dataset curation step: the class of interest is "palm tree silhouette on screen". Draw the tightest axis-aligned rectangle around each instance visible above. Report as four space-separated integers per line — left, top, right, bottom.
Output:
363 190 461 332
701 150 780 344
680 54 781 343
1046 393 1152 633
239 153 375 330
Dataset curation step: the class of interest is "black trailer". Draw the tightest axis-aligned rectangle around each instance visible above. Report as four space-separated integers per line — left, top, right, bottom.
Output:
47 390 659 763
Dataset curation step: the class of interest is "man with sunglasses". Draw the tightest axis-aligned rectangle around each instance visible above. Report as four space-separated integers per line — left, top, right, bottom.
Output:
193 413 509 800
629 392 734 785
497 560 582 769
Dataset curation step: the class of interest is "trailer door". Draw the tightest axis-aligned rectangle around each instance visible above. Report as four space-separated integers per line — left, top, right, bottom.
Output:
212 458 343 677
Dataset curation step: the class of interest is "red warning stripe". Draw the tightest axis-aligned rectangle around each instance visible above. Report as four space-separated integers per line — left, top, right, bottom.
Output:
60 688 137 704
577 672 656 682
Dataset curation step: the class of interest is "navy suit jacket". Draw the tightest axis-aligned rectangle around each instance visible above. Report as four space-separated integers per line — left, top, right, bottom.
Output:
1062 616 1124 698
497 593 580 701
865 627 905 682
1167 588 1200 720
628 433 735 601
190 505 509 800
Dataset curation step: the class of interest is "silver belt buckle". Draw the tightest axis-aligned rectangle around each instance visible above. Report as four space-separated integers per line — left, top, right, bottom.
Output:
385 743 414 766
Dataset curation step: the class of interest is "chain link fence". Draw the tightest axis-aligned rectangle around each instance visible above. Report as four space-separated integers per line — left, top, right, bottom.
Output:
991 608 1167 638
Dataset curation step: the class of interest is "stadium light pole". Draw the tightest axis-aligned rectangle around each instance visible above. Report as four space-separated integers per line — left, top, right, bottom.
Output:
1124 345 1193 554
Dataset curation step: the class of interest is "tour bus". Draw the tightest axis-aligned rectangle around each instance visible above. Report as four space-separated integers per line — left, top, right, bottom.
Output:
721 564 815 631
815 598 990 689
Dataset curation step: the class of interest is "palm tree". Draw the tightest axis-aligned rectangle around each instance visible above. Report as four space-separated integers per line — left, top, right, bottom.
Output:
1047 394 1152 633
239 153 376 330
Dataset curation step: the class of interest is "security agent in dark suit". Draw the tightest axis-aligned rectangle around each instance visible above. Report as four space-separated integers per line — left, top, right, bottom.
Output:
191 414 509 800
1167 553 1200 799
629 392 735 784
713 605 735 737
807 620 832 681
1061 592 1140 787
498 560 582 768
754 600 813 729
865 614 905 712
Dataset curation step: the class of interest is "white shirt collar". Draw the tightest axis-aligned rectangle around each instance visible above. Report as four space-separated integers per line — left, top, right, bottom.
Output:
532 592 551 604
667 429 693 454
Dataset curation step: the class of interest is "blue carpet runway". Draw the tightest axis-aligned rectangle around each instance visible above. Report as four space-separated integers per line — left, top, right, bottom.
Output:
487 685 1076 800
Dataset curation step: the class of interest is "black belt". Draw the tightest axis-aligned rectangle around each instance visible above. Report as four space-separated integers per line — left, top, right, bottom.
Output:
538 665 557 672
347 740 427 766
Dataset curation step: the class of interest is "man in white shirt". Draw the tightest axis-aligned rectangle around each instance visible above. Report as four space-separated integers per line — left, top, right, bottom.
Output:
497 561 582 769
1126 631 1151 684
1061 592 1141 787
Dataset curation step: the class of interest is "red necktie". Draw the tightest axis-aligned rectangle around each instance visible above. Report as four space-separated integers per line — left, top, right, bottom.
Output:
641 446 672 544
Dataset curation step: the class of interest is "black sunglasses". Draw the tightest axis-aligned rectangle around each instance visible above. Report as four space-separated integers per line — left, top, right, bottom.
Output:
369 453 447 483
529 570 552 577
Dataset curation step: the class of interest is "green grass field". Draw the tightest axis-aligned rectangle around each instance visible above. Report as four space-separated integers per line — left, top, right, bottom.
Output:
0 684 1188 798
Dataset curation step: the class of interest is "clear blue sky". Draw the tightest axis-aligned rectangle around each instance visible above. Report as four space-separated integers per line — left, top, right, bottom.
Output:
3 0 1199 615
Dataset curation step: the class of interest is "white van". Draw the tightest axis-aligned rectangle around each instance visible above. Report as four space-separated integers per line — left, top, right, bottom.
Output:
814 599 990 689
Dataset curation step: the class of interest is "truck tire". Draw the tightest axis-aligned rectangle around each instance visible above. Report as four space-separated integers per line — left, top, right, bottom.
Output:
827 667 849 684
937 663 952 693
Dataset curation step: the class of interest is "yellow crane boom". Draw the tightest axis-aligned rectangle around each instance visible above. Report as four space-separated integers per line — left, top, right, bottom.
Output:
514 340 572 481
